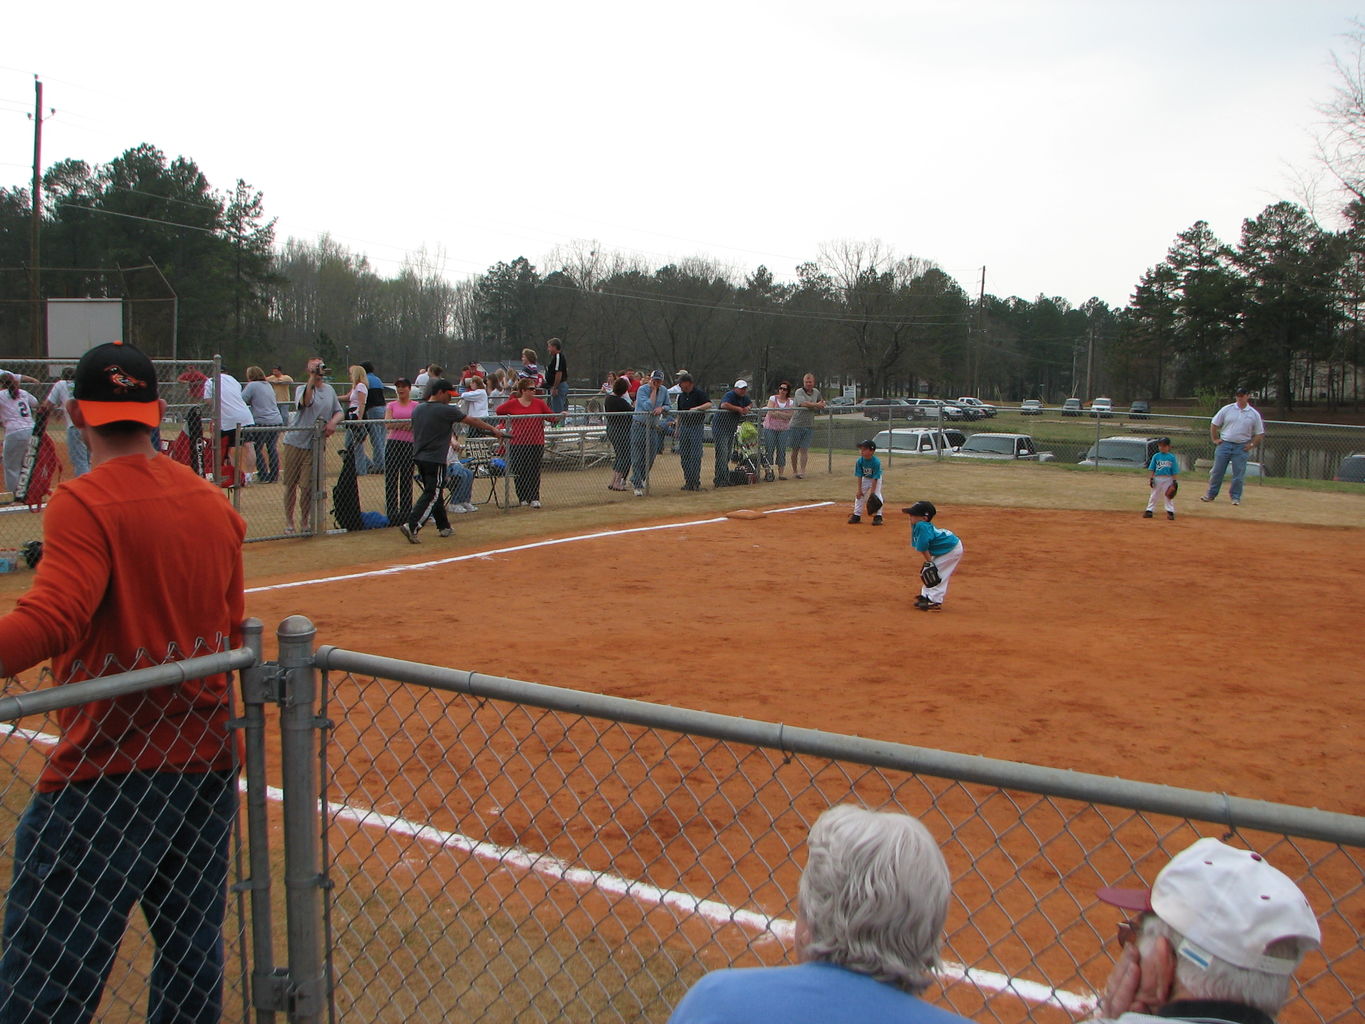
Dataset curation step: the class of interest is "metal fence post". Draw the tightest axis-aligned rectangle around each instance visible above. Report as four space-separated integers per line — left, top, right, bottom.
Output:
236 618 279 1024
211 354 223 488
310 421 326 537
277 615 325 1023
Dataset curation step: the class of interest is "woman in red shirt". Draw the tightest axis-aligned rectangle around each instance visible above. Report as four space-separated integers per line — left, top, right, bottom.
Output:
494 378 559 507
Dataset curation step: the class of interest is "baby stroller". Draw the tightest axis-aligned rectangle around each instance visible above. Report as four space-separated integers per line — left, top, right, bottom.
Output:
730 420 770 484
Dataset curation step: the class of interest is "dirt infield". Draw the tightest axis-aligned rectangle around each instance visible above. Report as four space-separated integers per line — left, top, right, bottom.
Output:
236 501 1364 817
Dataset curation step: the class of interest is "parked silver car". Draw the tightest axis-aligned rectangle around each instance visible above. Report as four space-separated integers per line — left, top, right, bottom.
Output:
951 433 1054 461
872 428 966 454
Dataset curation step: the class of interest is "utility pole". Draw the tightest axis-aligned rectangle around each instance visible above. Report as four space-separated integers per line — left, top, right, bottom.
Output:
976 266 986 395
1084 323 1096 399
29 77 47 358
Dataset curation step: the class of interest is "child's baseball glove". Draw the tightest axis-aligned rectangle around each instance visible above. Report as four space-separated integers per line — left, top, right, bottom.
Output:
920 561 941 587
1165 479 1178 499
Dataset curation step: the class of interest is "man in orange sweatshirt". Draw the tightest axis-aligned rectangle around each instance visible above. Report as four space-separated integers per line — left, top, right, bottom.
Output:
0 340 245 1024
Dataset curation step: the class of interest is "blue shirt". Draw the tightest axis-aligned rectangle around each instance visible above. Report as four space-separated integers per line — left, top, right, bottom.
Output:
855 455 882 480
667 962 971 1024
1147 451 1179 476
911 520 960 556
632 382 672 422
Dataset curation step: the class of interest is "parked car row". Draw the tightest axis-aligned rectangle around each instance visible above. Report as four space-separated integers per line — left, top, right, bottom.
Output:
832 396 1161 418
870 430 1054 462
857 397 998 422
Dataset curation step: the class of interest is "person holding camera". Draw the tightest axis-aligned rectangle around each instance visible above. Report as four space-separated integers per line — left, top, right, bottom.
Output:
282 357 343 535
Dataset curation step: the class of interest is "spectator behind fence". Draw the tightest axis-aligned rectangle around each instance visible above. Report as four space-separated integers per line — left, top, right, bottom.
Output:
546 338 568 416
360 360 387 474
343 365 373 473
282 357 344 535
204 368 257 486
413 363 440 401
494 378 560 509
242 366 282 483
762 381 795 479
668 805 970 1024
788 372 825 479
674 373 712 491
604 376 633 491
0 374 39 496
1089 837 1319 1024
40 368 89 478
629 370 671 496
460 376 490 420
384 378 419 525
712 380 752 488
0 339 246 1024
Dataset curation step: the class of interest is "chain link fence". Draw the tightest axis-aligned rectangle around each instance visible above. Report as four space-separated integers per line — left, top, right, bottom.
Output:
0 621 1361 1023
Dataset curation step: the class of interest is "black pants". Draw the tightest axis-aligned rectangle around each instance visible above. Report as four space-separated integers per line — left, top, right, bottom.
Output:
384 440 414 525
409 460 450 533
508 444 543 503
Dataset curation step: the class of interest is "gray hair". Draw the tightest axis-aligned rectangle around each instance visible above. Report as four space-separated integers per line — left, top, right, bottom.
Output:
797 805 950 994
1139 915 1300 1016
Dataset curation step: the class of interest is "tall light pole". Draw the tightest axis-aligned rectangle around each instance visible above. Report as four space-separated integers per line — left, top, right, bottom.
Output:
29 77 45 357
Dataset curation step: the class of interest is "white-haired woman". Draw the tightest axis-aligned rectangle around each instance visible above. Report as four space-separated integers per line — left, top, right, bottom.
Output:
668 804 970 1024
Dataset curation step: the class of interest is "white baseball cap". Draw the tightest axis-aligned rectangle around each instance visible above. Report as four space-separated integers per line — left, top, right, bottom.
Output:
1098 838 1319 975
733 379 749 389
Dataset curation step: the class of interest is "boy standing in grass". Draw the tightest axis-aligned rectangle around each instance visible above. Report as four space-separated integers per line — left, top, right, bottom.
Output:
1144 436 1180 521
849 439 884 525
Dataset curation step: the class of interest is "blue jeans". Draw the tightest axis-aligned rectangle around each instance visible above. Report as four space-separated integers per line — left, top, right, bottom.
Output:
549 381 568 416
65 425 90 478
247 427 279 482
1205 440 1250 502
446 461 474 504
0 769 237 1024
629 420 664 488
761 427 788 470
363 407 387 472
678 423 704 487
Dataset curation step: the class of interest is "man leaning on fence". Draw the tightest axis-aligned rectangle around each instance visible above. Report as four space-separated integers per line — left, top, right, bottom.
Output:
0 339 247 1024
1089 837 1320 1024
668 805 972 1024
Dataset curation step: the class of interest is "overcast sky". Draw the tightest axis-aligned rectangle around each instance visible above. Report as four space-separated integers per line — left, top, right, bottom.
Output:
2 1 1361 309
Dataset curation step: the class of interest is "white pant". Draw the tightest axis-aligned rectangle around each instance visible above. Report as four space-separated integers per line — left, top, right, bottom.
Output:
853 477 884 517
3 430 32 494
920 540 964 604
1146 476 1176 513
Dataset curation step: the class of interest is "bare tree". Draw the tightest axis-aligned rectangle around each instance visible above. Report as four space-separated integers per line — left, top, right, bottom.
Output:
1316 20 1365 203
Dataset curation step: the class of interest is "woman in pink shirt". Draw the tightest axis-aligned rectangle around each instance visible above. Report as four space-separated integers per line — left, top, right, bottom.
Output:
384 377 420 523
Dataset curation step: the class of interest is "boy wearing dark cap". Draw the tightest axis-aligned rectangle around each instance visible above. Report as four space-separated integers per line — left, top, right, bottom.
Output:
849 439 884 525
1144 437 1180 521
903 501 963 611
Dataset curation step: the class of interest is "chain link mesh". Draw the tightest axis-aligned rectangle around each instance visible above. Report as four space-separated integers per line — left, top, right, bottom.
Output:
316 668 1363 1024
0 643 248 1023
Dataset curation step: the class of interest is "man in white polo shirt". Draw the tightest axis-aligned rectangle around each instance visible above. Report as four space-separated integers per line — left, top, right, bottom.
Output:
1200 387 1265 507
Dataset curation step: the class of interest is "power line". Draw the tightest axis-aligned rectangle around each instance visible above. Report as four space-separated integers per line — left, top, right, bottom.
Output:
58 202 217 234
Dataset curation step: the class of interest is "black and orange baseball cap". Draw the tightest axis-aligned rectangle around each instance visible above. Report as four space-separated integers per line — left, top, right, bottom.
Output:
73 340 161 427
